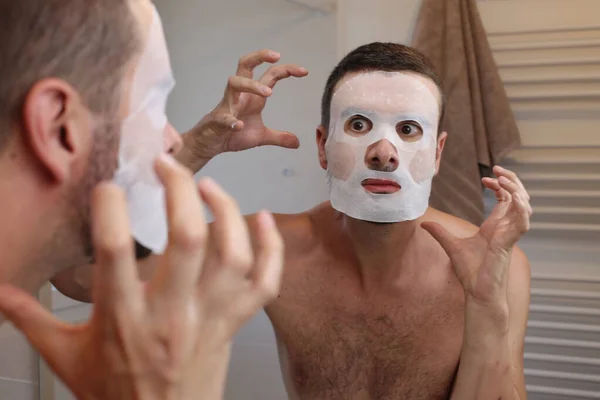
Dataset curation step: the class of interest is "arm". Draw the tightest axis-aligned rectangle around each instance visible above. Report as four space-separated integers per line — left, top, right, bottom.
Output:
450 248 530 400
422 165 532 400
175 49 307 174
176 129 213 173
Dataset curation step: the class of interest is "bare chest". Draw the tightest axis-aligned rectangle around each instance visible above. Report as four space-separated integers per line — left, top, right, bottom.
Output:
269 262 465 399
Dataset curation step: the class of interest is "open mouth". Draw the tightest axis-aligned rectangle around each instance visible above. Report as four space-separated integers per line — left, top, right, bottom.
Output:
361 178 401 194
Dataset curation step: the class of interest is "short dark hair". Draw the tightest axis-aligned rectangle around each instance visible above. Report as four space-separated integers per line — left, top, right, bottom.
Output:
0 0 141 148
320 42 444 133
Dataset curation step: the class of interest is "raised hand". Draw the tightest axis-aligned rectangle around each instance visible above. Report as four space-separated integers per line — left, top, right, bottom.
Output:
186 49 308 161
0 155 283 400
422 166 532 305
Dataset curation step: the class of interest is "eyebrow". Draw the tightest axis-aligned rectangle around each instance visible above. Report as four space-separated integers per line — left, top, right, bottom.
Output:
339 107 434 128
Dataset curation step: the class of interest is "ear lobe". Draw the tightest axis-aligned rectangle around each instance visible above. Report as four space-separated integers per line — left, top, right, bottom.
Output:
22 79 88 183
316 125 328 170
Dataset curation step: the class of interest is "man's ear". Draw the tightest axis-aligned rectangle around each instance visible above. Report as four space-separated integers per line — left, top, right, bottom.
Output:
434 131 448 175
316 125 328 170
22 78 91 183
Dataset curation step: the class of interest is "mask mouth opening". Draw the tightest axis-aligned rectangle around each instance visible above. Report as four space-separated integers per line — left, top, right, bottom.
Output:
361 178 401 194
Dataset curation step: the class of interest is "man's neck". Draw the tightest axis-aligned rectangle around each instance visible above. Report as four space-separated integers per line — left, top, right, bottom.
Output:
341 211 430 292
0 168 55 296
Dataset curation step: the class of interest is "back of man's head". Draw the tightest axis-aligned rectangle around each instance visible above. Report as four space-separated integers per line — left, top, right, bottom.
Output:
320 42 444 134
0 0 140 150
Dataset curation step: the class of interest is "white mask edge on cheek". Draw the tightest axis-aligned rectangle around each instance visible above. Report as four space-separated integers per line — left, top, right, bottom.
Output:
113 5 174 254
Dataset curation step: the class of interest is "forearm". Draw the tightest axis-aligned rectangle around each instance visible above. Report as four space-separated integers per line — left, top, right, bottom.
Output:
450 298 522 400
176 131 214 173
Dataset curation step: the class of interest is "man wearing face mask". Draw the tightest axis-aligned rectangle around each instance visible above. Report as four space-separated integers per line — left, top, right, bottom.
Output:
0 0 285 399
55 43 532 400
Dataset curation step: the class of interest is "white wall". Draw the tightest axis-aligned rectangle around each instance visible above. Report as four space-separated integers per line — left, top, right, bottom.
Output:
338 0 422 54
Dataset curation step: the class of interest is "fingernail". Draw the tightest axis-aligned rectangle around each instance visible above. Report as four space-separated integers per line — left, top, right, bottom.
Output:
199 177 216 189
299 67 308 73
269 51 280 58
261 86 272 95
259 210 275 228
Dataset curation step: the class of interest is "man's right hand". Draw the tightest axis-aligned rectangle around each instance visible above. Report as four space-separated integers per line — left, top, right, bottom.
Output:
179 49 308 169
0 155 283 400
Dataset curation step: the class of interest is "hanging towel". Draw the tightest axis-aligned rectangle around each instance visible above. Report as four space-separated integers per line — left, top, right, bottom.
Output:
412 0 521 225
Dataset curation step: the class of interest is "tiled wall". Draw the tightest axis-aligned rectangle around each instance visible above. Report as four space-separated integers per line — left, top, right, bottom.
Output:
0 324 39 400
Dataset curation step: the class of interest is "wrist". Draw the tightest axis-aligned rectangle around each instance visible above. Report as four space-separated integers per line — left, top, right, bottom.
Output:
182 343 231 399
464 295 510 334
176 129 216 173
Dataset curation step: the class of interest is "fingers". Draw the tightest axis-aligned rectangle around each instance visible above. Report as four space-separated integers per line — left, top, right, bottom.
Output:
226 75 272 99
421 221 460 261
260 129 300 149
497 176 533 216
0 285 68 362
482 177 510 202
498 175 533 223
150 155 208 302
493 165 530 200
484 167 533 233
259 64 309 89
512 192 532 233
91 182 140 315
247 211 284 308
198 177 254 274
498 176 520 196
482 177 499 191
236 49 281 78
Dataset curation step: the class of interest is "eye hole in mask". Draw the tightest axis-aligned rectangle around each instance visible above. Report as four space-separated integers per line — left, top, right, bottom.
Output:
343 115 424 142
396 121 423 142
344 115 373 136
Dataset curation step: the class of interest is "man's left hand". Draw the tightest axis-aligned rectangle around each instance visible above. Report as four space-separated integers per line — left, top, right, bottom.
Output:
422 166 532 308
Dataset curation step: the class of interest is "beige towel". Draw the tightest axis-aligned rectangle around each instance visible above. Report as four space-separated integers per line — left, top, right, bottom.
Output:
412 0 521 225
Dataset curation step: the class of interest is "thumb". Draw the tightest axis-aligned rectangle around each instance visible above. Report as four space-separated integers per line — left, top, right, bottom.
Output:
0 285 67 362
262 129 300 149
421 221 460 259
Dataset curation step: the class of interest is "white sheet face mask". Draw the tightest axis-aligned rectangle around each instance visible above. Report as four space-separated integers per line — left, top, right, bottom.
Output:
325 71 440 222
113 5 175 253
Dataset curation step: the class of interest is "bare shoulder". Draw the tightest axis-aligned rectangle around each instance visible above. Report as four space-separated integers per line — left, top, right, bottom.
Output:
423 207 481 238
244 204 325 260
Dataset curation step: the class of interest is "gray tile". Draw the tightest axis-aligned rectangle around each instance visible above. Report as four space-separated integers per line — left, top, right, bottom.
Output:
0 378 38 400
